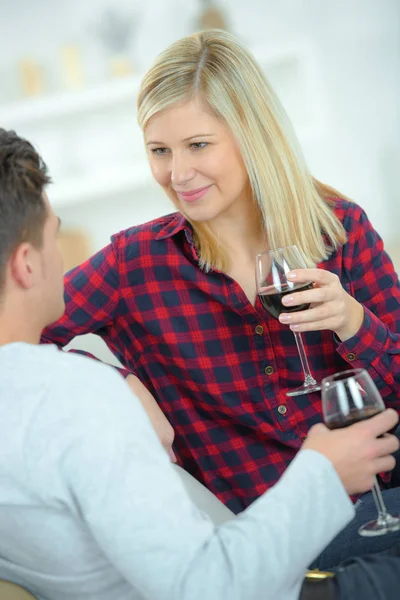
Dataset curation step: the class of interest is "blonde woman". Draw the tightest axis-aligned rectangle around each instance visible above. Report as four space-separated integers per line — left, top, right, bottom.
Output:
42 30 400 568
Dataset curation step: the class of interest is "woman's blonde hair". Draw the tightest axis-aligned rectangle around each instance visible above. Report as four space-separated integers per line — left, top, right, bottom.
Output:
137 29 348 271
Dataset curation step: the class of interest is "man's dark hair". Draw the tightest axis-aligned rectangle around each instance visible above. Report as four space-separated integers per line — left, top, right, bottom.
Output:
0 128 51 290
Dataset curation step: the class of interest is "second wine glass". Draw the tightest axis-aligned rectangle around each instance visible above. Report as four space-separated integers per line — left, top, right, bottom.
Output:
256 245 321 396
322 368 400 536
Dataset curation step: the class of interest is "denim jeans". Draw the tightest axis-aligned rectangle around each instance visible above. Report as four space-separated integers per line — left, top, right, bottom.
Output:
311 487 400 570
311 426 400 571
333 542 400 600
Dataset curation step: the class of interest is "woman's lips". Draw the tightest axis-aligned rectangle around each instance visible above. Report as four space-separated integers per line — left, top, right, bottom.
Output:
177 185 212 203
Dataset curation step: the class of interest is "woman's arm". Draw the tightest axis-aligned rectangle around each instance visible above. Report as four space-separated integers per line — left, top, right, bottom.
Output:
337 205 400 399
278 204 400 403
42 242 175 457
41 242 121 350
126 374 176 460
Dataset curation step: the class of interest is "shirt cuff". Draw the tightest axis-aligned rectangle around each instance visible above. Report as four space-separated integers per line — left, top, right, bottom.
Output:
335 306 389 365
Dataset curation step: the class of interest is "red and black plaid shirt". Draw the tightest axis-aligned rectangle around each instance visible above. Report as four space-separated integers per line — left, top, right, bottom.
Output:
42 199 400 513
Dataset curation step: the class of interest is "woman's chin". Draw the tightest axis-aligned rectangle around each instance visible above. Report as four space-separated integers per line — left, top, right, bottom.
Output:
181 206 216 223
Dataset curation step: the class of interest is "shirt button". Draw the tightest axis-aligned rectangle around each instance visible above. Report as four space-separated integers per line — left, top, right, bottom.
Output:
255 325 264 335
277 405 287 415
264 365 274 375
346 352 356 361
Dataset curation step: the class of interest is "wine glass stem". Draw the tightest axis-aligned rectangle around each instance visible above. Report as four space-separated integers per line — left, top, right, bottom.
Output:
293 331 317 386
372 477 389 520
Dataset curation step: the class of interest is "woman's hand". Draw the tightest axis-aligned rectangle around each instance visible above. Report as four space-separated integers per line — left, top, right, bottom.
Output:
278 268 364 341
303 409 399 495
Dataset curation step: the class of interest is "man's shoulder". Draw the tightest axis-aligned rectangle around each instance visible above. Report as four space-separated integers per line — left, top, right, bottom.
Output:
0 343 131 444
49 345 125 394
0 344 156 501
3 343 125 401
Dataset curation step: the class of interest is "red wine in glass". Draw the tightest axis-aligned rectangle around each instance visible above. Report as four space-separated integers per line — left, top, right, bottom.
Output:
256 246 321 396
322 368 400 537
326 406 383 430
259 282 313 320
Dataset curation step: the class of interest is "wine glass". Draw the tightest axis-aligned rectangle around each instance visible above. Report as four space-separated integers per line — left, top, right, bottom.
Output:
256 245 321 396
322 368 400 536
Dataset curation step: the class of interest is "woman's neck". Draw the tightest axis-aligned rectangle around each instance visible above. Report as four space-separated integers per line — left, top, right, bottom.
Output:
208 200 267 261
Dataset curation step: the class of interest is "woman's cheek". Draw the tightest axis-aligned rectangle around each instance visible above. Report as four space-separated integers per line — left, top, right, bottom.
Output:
148 160 166 185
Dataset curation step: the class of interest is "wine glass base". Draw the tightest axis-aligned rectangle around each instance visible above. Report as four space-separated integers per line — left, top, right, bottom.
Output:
286 383 321 397
358 515 400 537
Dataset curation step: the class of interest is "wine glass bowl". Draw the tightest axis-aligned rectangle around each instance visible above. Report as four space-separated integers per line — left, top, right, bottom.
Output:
256 245 321 396
322 368 400 537
322 368 385 430
258 281 313 320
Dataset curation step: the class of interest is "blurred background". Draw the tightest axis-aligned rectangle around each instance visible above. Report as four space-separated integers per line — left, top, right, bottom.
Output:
1 0 399 361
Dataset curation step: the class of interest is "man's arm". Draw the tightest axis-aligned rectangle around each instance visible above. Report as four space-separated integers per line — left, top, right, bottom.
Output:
32 359 354 600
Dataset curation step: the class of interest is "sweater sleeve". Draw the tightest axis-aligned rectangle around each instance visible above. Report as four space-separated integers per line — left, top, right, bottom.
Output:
32 360 354 600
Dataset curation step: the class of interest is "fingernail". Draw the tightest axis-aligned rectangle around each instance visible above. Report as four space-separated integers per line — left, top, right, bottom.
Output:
287 271 297 279
282 295 294 306
279 314 291 323
290 324 300 330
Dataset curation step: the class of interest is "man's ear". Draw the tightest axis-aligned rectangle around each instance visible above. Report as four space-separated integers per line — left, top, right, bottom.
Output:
9 242 39 290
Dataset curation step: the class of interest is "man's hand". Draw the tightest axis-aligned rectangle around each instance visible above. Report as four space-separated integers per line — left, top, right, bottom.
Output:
303 409 399 495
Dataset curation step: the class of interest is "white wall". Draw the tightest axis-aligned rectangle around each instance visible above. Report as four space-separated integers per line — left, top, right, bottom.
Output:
2 0 399 253
223 0 400 241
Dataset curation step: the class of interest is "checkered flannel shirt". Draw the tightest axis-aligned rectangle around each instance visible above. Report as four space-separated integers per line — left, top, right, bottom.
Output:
42 199 400 513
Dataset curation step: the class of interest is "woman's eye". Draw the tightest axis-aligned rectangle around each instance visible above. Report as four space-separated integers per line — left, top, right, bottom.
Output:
150 147 169 156
190 142 208 150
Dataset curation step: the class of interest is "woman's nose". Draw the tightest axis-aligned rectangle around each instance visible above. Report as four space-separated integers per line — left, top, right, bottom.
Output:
170 153 196 186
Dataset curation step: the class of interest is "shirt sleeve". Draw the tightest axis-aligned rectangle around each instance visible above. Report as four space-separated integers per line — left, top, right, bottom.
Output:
336 205 400 404
32 362 354 600
41 240 132 378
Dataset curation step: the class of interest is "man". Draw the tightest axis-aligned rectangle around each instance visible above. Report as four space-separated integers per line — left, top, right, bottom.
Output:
0 128 399 600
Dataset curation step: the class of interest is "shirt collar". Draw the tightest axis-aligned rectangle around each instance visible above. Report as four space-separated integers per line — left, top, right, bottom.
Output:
155 213 192 240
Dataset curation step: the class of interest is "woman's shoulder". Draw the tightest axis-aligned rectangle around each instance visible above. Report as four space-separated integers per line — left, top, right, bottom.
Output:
111 212 182 246
328 197 369 230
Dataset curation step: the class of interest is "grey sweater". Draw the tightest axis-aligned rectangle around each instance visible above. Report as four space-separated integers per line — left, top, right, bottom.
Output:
0 343 354 600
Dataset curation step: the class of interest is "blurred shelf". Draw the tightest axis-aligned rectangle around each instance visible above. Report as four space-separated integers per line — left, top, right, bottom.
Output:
0 74 143 128
51 162 152 208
